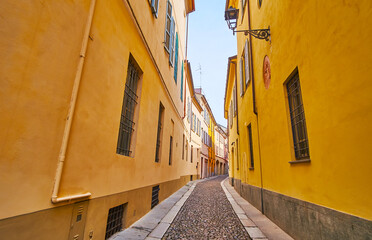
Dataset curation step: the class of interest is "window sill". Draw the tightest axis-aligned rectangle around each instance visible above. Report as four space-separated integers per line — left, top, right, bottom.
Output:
289 159 311 164
249 167 254 170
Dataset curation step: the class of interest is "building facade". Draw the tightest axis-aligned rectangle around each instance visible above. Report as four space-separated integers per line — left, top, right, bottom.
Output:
224 0 372 239
0 0 197 239
215 125 228 175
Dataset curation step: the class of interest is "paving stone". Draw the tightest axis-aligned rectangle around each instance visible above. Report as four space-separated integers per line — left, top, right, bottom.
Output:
115 228 149 240
144 237 161 240
245 227 266 239
237 213 249 220
149 223 170 238
161 209 179 224
241 218 256 227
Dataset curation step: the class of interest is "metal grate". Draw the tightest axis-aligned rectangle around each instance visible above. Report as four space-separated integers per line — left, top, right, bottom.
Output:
151 185 160 209
117 58 140 156
105 204 124 239
287 70 310 160
155 103 164 162
248 124 254 168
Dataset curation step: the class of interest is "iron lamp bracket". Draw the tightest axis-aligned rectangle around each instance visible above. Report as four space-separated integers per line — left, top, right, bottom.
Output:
233 27 271 41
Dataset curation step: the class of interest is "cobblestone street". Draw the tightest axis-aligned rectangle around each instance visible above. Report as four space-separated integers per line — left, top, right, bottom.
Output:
163 176 250 240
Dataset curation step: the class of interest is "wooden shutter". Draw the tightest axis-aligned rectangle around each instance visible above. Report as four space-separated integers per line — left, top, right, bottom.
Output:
245 39 250 86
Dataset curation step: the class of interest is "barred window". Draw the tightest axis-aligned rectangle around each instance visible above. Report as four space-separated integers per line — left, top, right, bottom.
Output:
287 70 310 160
248 124 254 168
155 103 165 162
105 204 126 239
117 56 141 157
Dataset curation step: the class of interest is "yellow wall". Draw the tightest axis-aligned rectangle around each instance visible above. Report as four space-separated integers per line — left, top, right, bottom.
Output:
0 0 197 237
227 0 372 220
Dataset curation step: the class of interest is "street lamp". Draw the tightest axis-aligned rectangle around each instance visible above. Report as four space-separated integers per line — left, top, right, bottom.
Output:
224 7 271 41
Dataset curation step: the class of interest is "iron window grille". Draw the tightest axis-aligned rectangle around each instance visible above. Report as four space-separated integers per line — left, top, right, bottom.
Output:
105 204 125 239
155 103 165 162
151 185 160 209
287 70 310 160
117 58 141 157
248 124 254 168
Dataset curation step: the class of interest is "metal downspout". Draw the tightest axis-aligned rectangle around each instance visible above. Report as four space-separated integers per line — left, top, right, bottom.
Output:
51 0 96 204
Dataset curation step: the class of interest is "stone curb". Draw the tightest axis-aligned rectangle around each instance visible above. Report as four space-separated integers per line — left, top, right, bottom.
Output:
220 178 268 240
112 176 217 240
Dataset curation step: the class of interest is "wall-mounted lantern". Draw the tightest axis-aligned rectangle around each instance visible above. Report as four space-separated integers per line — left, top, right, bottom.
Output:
224 7 271 41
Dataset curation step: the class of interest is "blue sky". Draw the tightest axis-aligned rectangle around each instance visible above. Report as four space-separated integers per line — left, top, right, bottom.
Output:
188 0 236 127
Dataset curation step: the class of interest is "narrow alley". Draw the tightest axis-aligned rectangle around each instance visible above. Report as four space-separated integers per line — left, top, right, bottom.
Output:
114 176 292 240
1 0 372 239
163 176 250 239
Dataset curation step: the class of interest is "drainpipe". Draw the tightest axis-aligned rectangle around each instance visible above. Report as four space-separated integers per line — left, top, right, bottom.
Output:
51 0 96 203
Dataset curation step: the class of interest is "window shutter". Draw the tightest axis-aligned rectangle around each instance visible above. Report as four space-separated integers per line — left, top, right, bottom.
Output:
240 58 244 96
164 1 172 53
174 33 179 81
245 39 250 86
150 0 159 17
169 17 175 66
180 61 184 101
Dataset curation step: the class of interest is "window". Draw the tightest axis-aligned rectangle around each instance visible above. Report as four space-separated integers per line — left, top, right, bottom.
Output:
287 69 310 160
229 102 233 129
191 145 193 163
164 1 175 66
169 135 173 165
240 40 250 96
148 0 159 17
236 138 239 170
182 134 185 159
241 0 247 21
117 56 142 157
258 0 262 8
186 141 188 161
174 33 179 82
244 40 250 88
151 185 160 209
105 204 126 239
192 113 196 132
248 124 254 168
169 17 175 66
233 84 237 116
164 1 172 53
180 62 184 101
155 103 165 162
